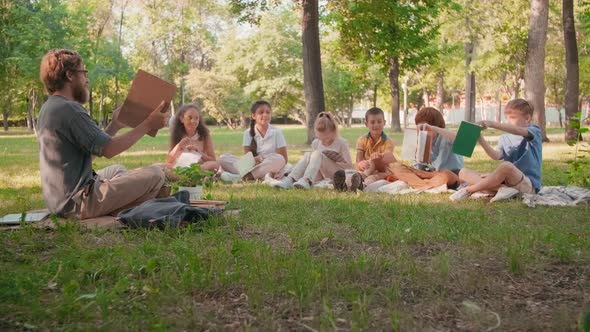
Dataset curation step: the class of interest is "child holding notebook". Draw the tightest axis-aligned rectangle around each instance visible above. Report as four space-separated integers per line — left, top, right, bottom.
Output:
333 107 396 191
389 107 463 190
450 98 542 202
219 100 288 182
271 112 352 189
167 104 219 172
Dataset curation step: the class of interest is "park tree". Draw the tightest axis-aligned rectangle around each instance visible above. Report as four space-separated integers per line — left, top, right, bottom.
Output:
563 0 579 141
329 0 452 132
229 0 325 144
524 0 550 142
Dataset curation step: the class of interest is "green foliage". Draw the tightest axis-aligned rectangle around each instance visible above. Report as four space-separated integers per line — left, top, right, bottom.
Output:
174 164 215 188
566 112 590 187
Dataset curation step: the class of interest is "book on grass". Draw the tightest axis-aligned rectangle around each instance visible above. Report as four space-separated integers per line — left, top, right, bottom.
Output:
451 121 482 157
0 212 50 225
401 129 433 163
118 70 177 137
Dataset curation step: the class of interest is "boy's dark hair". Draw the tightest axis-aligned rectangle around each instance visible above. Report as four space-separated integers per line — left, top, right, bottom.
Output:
415 107 446 128
249 100 272 157
169 104 210 150
505 98 534 117
40 49 83 94
365 107 385 121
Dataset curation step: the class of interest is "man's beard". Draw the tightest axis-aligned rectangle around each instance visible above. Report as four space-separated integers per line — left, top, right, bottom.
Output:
73 82 89 105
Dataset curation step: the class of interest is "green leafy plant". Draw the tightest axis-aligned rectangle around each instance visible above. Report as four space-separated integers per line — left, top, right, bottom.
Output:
174 164 215 189
566 111 590 188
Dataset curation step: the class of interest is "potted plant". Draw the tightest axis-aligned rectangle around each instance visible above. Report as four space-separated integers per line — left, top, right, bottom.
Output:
174 164 215 200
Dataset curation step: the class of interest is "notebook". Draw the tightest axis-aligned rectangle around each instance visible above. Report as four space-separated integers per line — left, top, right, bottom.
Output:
237 152 256 177
118 70 177 137
451 121 482 157
401 129 433 163
0 212 50 225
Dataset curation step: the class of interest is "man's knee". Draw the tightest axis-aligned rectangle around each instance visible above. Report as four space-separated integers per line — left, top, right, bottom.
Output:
496 161 517 174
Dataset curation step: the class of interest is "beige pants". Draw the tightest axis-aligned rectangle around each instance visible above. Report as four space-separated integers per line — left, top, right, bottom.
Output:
77 164 165 219
219 153 286 180
290 150 342 182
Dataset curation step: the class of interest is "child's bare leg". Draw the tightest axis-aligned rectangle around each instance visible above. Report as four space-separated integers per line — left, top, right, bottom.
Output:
372 157 389 173
459 168 484 185
465 162 523 193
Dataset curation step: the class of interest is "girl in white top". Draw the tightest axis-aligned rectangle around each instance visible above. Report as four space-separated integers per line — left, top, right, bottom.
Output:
219 100 288 181
167 104 219 171
273 112 352 189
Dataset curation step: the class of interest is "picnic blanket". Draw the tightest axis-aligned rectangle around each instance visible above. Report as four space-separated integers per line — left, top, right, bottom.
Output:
522 186 590 207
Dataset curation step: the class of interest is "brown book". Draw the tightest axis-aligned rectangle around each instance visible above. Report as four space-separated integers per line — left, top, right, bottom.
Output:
118 70 177 137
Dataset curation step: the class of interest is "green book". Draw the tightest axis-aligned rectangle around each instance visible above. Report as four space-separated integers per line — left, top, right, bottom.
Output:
451 121 482 157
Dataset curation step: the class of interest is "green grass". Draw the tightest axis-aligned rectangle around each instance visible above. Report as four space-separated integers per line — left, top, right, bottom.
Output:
1 125 589 330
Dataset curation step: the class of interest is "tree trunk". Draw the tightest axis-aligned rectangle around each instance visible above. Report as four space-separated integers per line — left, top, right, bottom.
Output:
464 41 476 122
563 0 579 142
388 57 401 132
423 89 430 108
2 111 8 131
26 88 37 132
524 0 549 142
302 0 325 144
239 111 247 129
512 74 521 99
436 71 445 111
373 84 377 108
348 93 353 127
496 91 502 123
99 88 106 128
558 107 563 128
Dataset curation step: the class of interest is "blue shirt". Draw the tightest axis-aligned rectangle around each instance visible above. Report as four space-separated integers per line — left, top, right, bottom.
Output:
430 135 464 172
497 125 543 193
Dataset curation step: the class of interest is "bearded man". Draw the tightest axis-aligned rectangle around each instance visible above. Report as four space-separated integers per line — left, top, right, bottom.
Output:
37 49 170 219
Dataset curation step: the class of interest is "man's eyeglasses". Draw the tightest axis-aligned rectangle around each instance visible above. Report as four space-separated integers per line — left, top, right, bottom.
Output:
72 69 88 77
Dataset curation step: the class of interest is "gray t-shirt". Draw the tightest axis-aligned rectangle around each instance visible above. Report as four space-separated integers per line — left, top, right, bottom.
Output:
37 95 111 216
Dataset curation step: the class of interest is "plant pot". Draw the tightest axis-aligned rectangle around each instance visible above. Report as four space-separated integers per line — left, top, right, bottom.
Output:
178 186 203 200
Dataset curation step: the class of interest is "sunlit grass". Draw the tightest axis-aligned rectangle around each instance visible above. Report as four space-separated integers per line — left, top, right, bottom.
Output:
0 125 588 330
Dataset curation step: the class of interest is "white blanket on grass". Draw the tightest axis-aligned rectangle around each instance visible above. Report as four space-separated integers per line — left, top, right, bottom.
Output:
522 186 590 207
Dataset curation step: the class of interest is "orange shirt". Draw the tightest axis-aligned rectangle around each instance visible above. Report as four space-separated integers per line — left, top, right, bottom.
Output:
356 132 395 160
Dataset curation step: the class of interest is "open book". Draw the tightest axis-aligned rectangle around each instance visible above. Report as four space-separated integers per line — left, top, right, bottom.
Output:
401 129 433 163
173 152 202 168
451 121 482 157
237 152 256 177
118 70 177 137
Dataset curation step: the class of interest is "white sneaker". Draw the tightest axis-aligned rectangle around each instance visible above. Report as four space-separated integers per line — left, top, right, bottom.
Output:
274 177 294 189
263 173 280 186
425 184 448 194
293 178 311 189
450 188 471 201
490 186 520 203
220 171 242 184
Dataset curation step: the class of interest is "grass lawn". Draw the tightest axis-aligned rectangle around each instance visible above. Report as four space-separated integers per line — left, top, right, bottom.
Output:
0 125 588 331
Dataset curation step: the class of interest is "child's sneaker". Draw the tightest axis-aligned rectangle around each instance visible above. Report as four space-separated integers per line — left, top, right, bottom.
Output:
293 178 311 189
449 188 470 201
220 171 242 184
349 172 363 192
274 177 294 189
333 170 347 192
490 186 520 202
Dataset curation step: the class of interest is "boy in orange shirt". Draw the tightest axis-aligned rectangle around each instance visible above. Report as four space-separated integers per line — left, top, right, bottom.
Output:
334 107 397 191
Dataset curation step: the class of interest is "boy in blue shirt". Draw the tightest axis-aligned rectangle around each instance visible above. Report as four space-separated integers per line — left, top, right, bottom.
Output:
451 98 542 202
